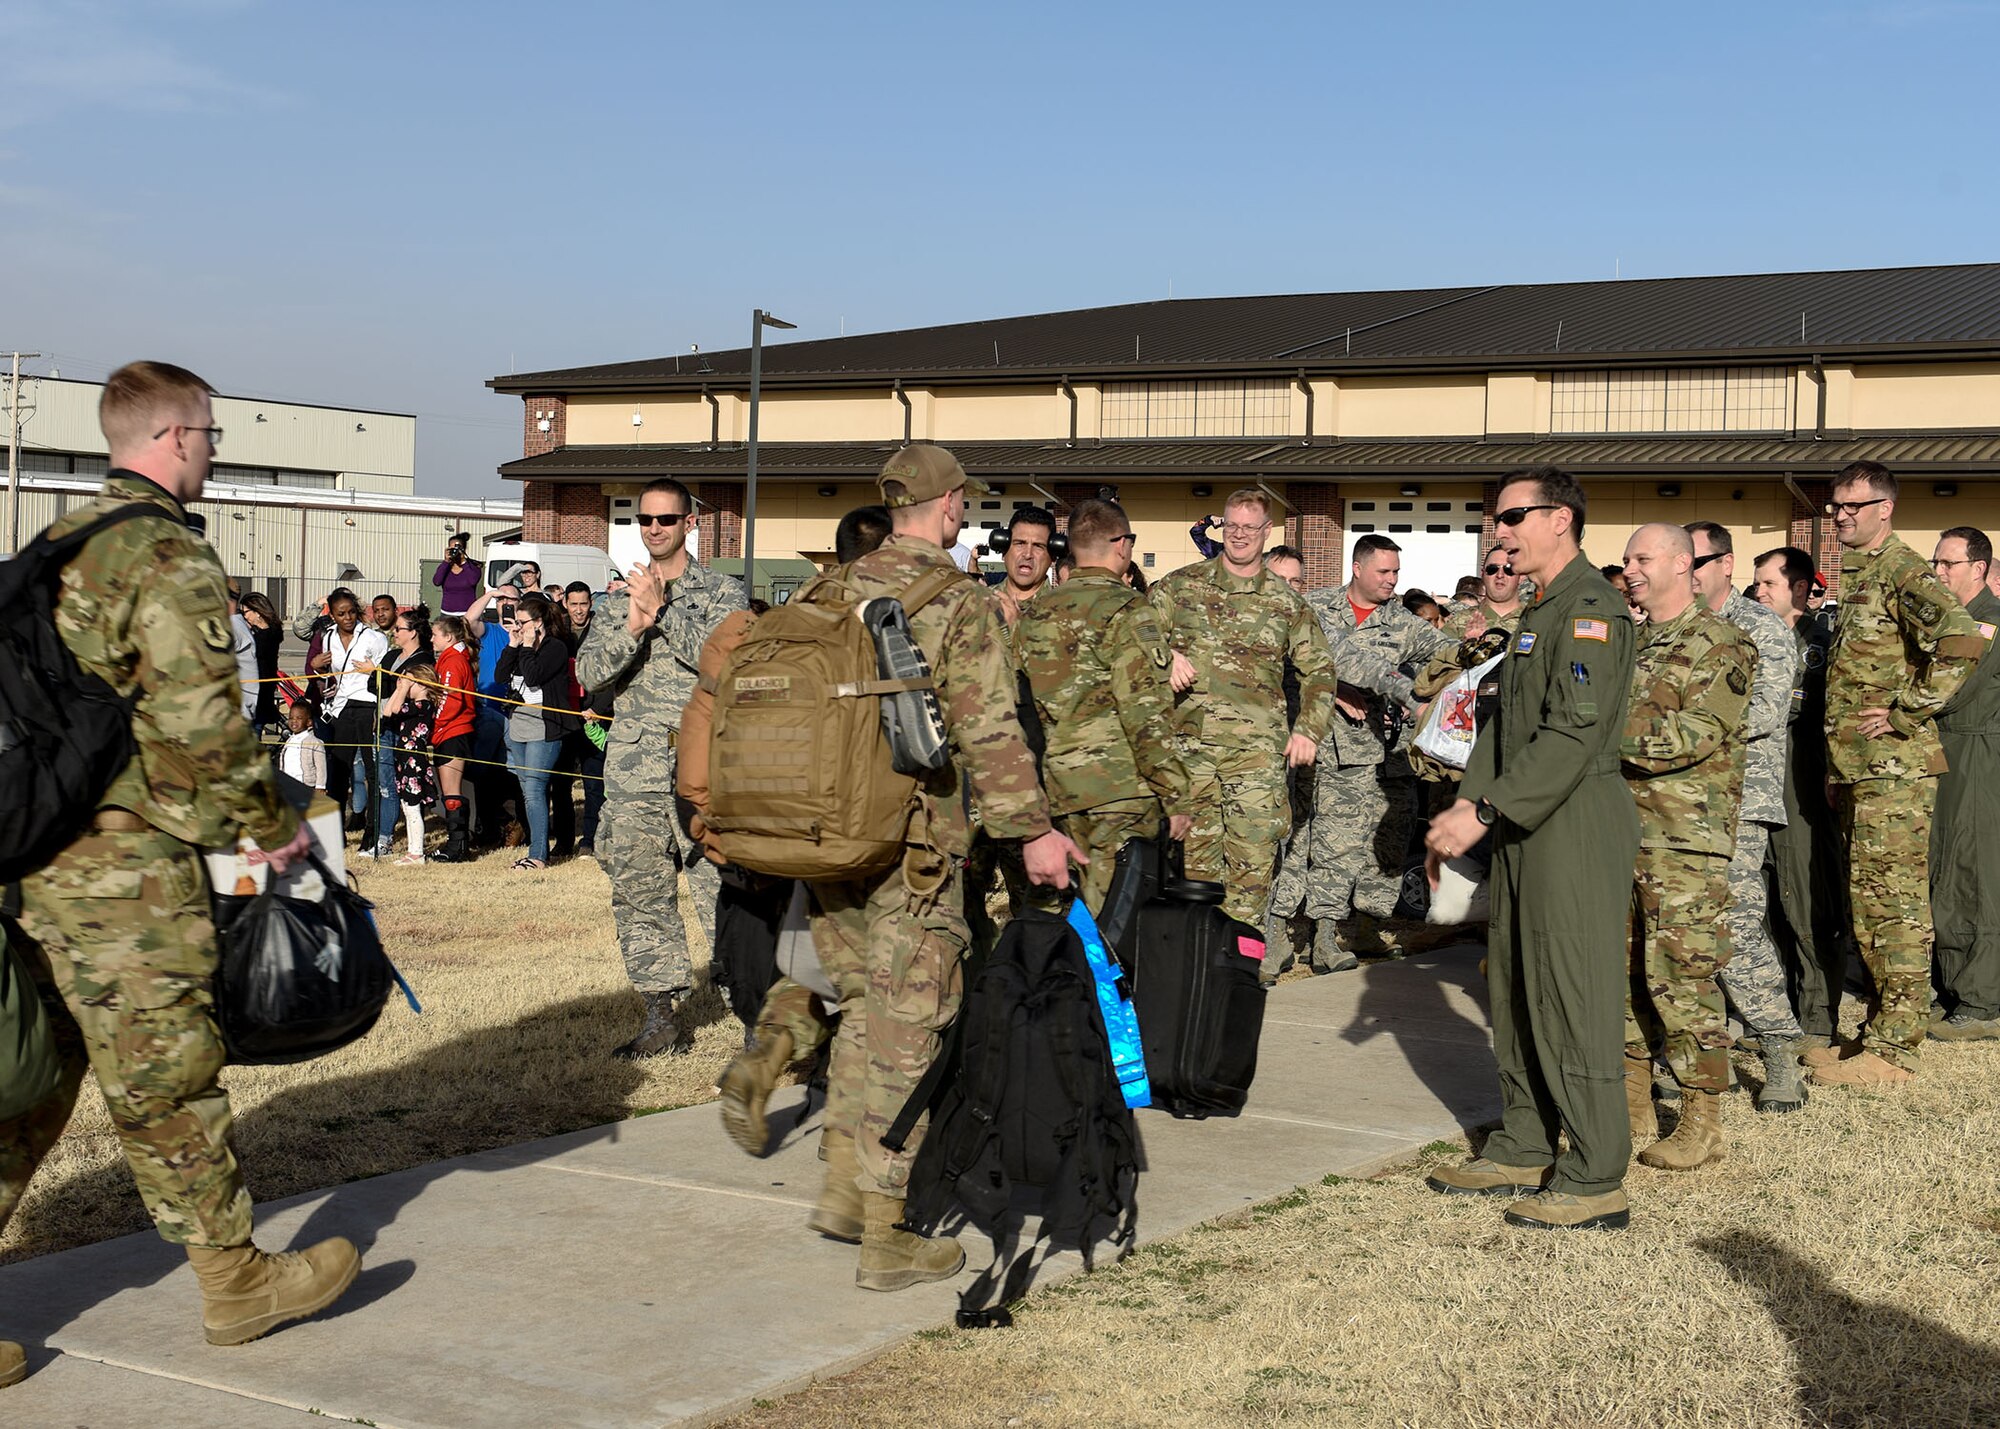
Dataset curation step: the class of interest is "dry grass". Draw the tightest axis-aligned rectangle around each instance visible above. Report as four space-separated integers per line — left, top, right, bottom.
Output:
1 846 735 1266
720 1021 2000 1429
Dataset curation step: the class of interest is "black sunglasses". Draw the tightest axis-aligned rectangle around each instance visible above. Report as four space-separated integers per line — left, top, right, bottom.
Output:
1483 564 1514 576
1494 504 1560 527
635 513 688 528
1692 552 1727 570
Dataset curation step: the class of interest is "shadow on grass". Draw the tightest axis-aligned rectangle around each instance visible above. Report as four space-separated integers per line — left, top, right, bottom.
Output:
1700 1229 2000 1428
0 992 650 1349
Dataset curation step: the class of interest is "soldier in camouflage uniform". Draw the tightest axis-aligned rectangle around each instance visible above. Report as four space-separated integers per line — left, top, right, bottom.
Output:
807 445 1078 1292
1016 498 1193 913
1150 488 1335 926
577 477 748 1058
1277 536 1446 972
1751 546 1852 1048
1687 523 1809 1112
0 363 357 1370
1407 546 1524 802
1617 523 1754 1172
1813 462 1985 1086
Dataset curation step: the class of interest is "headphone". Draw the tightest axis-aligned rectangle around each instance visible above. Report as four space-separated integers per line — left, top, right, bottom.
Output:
986 507 1069 561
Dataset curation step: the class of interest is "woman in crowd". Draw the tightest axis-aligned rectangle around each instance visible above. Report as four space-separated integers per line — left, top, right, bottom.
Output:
360 606 434 860
238 592 285 733
311 592 389 844
495 592 579 870
429 614 478 863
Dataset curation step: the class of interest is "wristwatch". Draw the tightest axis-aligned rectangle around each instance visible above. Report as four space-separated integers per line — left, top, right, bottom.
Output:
1474 798 1499 828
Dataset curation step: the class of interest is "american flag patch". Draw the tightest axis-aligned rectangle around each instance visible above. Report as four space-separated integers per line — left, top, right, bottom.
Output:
1980 622 1996 642
1573 618 1610 642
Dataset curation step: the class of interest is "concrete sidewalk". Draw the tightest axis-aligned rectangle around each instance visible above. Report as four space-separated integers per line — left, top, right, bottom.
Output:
0 942 1498 1429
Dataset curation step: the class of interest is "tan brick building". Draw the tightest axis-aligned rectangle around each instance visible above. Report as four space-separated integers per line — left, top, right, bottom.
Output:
492 263 2000 599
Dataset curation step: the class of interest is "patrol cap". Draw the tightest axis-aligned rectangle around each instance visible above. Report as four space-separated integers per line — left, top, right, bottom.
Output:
877 443 989 509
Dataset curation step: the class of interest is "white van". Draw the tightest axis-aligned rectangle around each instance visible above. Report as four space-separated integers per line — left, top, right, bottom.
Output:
483 541 620 595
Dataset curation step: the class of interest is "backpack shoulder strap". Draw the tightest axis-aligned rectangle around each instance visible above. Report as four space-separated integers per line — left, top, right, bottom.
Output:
899 565 971 619
32 502 179 566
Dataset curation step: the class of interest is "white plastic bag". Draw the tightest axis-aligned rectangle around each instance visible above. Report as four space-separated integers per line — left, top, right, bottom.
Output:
1412 653 1505 770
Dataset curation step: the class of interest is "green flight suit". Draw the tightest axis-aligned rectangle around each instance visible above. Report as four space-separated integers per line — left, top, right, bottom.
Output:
1460 555 1640 1197
1931 588 2000 1018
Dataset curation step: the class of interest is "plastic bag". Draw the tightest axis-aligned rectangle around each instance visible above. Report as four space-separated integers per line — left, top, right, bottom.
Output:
211 851 415 1065
1411 652 1505 770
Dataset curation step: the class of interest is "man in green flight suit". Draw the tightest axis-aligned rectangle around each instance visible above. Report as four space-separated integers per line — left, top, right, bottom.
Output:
1926 526 2000 1039
1812 461 1985 1086
0 363 358 1383
1016 497 1194 912
1424 466 1641 1232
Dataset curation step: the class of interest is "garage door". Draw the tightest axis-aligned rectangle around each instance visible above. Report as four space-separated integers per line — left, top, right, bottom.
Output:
1345 498 1485 600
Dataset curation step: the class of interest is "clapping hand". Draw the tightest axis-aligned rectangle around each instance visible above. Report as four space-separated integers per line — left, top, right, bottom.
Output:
625 565 665 634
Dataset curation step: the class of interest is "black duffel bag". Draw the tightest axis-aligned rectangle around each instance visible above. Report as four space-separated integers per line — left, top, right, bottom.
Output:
212 852 408 1065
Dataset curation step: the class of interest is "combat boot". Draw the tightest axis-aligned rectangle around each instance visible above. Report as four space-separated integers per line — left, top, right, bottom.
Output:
186 1238 361 1346
1809 1049 1915 1086
0 1340 24 1388
1755 1038 1808 1114
1625 1049 1656 1141
1260 910 1294 987
612 991 687 1060
717 1024 794 1156
1310 920 1358 975
1424 1157 1552 1198
1638 1088 1724 1171
856 1192 964 1291
807 1129 864 1244
1802 1038 1862 1069
1503 1187 1629 1232
1930 1011 2000 1041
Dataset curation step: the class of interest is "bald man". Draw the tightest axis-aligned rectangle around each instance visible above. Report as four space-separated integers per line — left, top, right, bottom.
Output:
1619 523 1755 1172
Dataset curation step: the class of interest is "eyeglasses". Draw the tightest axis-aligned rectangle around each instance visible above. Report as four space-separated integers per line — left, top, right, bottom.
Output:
1691 552 1727 570
1933 557 1977 570
1494 504 1560 526
1483 564 1514 577
1222 522 1269 538
1111 532 1138 546
153 423 223 448
1826 498 1888 517
635 513 687 528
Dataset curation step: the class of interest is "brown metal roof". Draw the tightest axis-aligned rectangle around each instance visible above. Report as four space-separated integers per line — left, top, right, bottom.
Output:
502 432 2000 483
491 263 2000 393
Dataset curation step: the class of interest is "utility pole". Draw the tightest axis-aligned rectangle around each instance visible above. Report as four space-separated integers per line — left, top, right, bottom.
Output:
5 351 41 556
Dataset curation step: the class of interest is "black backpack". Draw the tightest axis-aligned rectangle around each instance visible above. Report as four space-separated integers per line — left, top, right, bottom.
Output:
0 505 165 884
885 907 1144 1326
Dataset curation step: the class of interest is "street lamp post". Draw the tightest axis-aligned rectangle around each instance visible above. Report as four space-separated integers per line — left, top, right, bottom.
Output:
743 307 795 602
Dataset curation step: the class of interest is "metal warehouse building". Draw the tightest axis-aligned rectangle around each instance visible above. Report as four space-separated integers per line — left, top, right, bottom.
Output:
490 262 2000 599
5 376 519 615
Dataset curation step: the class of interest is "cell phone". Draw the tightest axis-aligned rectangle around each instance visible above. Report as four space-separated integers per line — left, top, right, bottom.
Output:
498 599 518 625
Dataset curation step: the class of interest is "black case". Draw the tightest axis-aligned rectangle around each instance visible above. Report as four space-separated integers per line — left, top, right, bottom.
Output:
1104 834 1267 1118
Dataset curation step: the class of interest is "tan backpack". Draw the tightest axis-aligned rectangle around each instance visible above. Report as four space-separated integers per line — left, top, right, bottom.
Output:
704 565 965 880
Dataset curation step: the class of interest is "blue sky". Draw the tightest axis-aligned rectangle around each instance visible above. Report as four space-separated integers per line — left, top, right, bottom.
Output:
4 0 1997 495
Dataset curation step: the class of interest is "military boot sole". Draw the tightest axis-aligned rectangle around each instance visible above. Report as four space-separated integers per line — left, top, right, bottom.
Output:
1504 1202 1630 1232
203 1254 361 1347
1754 1093 1807 1114
855 1243 966 1292
716 1063 773 1157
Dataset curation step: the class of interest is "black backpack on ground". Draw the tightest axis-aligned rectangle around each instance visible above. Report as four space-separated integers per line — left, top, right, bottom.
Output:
1107 833 1268 1119
0 504 163 885
885 907 1144 1326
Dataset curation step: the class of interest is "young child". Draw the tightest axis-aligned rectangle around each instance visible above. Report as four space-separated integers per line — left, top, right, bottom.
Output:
279 698 327 791
379 665 439 865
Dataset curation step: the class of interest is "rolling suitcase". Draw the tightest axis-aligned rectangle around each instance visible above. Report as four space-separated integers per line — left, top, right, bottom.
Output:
1111 834 1269 1118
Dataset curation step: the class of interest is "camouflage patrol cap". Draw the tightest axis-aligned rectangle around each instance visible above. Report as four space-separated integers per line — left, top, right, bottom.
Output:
877 443 990 509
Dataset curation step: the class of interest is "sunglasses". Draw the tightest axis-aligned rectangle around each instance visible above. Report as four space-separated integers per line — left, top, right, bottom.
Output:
1691 552 1727 570
1494 504 1560 527
1483 564 1514 576
635 513 688 528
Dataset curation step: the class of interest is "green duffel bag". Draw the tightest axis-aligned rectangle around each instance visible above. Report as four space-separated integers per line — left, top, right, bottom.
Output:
1 920 60 1123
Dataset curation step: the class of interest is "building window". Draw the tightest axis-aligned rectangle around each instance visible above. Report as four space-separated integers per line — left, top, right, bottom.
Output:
1551 366 1790 434
1100 379 1292 438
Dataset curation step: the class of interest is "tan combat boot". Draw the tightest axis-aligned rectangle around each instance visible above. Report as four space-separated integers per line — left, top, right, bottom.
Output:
1809 1049 1915 1087
0 1340 24 1388
717 1025 794 1157
1504 1187 1630 1231
807 1129 864 1244
187 1238 361 1346
856 1192 964 1292
1424 1157 1552 1198
1625 1050 1656 1142
1637 1088 1724 1171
